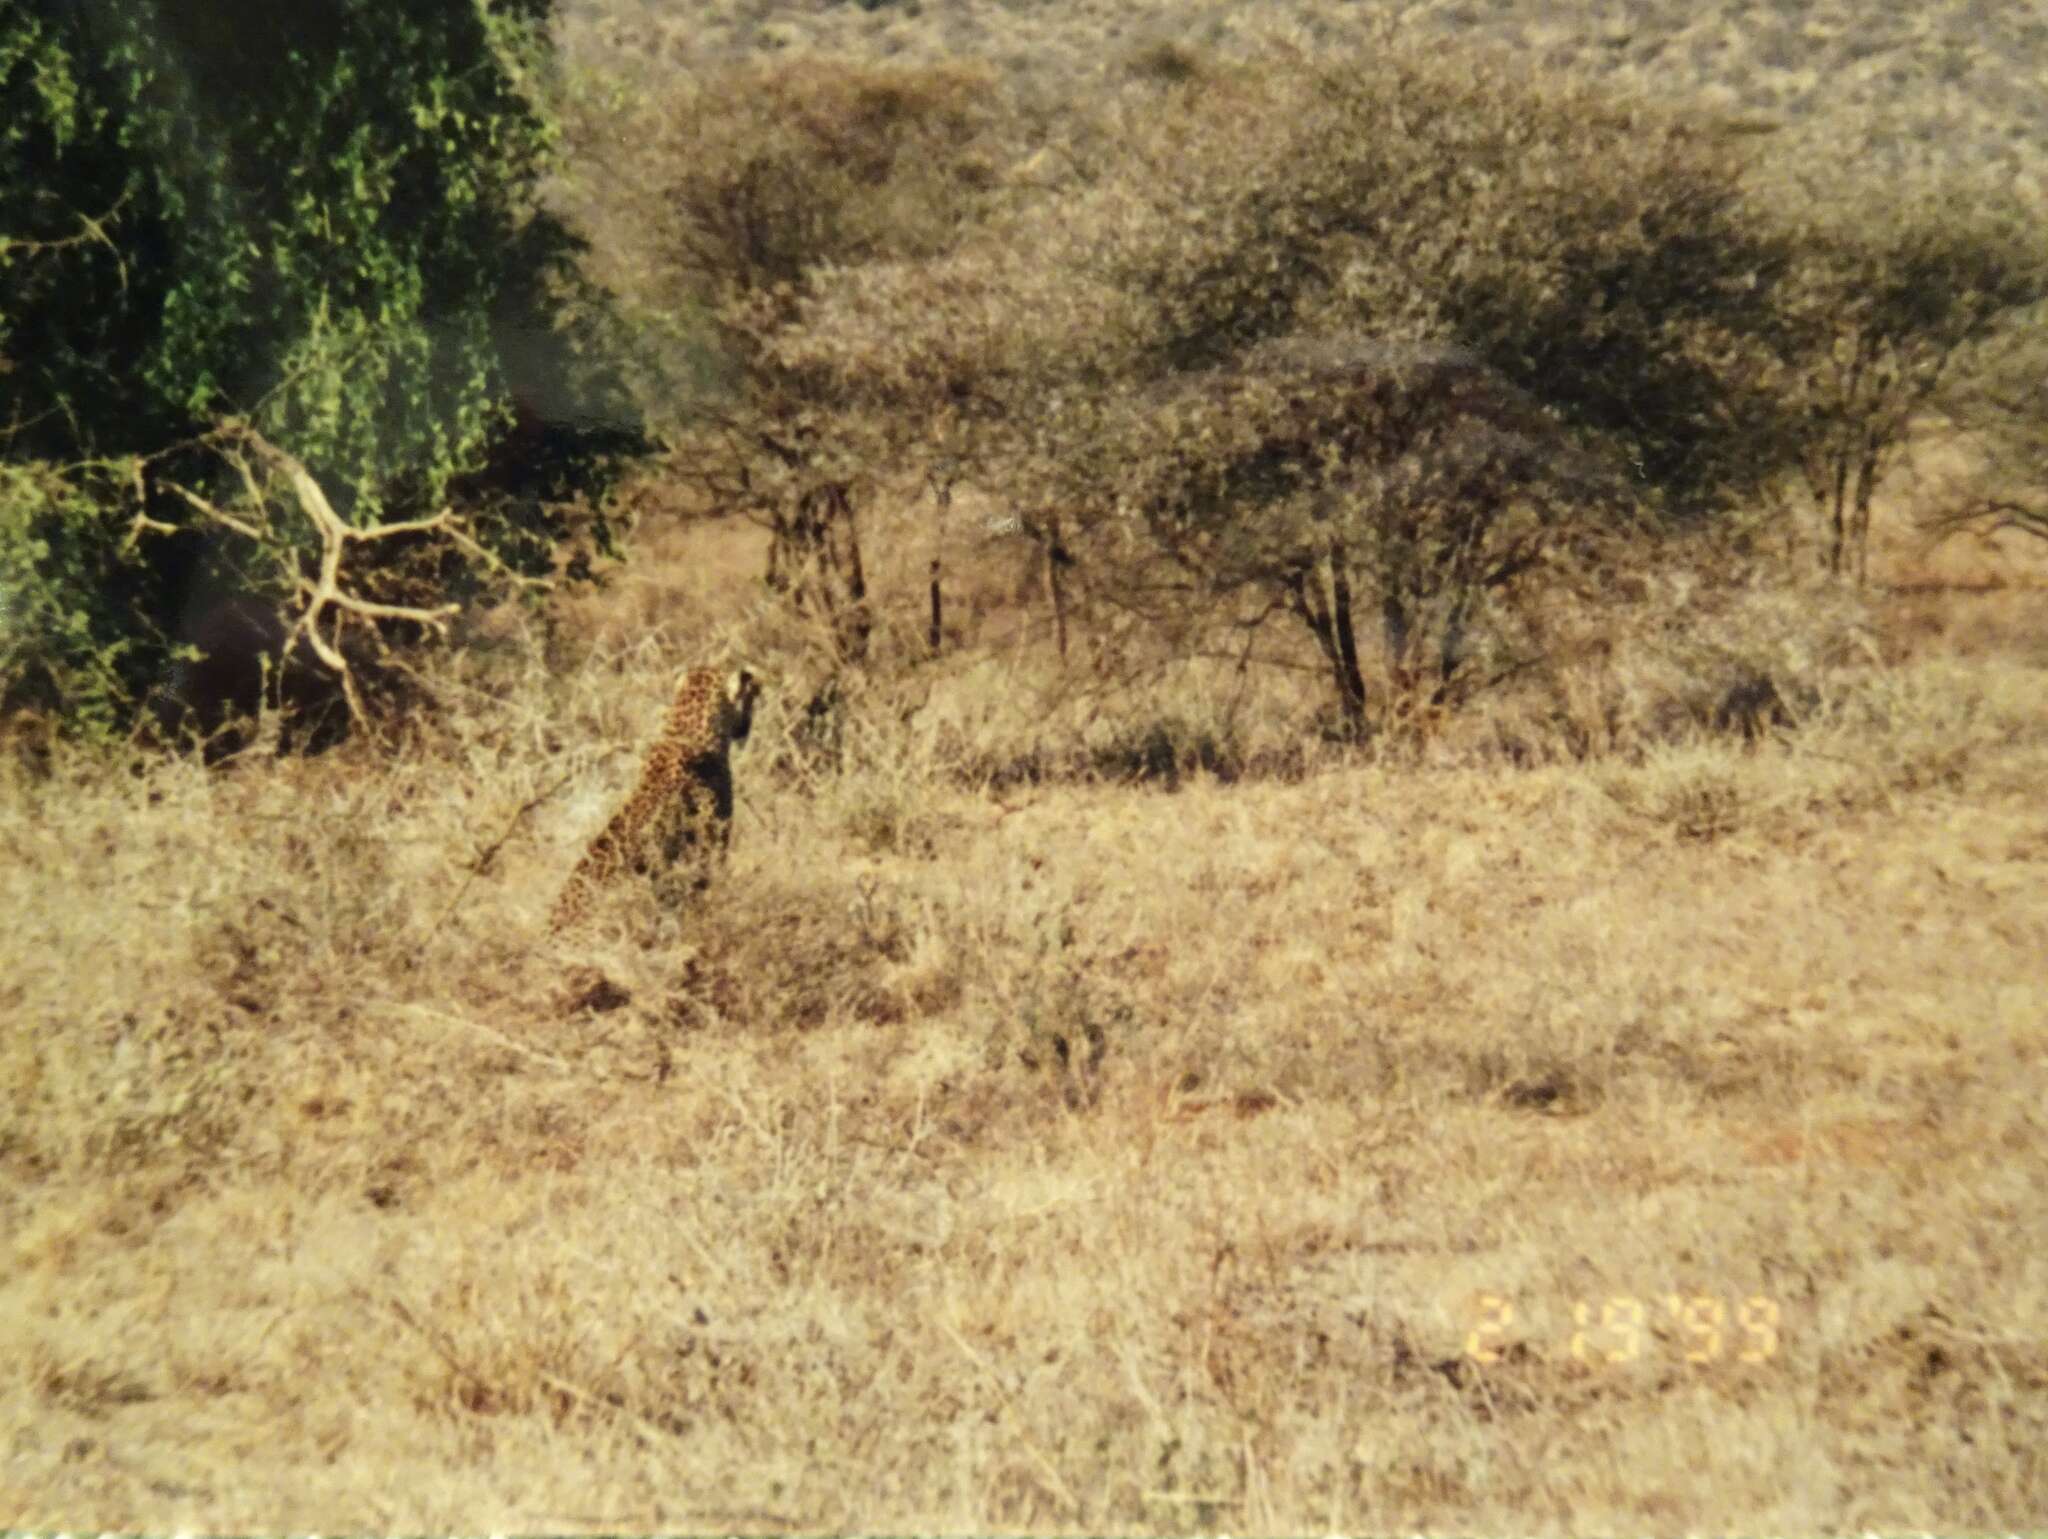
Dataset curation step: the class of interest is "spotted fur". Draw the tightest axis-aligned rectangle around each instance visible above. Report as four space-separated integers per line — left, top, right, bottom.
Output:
550 666 761 934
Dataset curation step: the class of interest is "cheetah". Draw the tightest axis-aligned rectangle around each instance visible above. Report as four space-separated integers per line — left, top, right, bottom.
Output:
550 666 762 935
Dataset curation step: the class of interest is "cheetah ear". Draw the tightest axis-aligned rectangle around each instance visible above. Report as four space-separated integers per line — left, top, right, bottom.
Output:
725 667 757 701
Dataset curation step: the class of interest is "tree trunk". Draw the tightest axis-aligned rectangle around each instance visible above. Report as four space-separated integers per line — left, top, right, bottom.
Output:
1043 513 1070 661
1851 431 1885 587
1287 558 1366 738
928 479 949 653
766 481 871 662
1825 454 1850 577
823 483 871 662
1325 542 1367 729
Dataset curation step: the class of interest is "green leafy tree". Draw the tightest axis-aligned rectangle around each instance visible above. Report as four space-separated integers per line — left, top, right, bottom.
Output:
1 0 638 736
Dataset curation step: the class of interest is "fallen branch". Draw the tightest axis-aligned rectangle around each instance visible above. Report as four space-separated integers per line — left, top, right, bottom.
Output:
147 420 468 725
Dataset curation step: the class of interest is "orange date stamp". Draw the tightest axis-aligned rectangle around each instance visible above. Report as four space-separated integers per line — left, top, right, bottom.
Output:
1464 1292 1783 1365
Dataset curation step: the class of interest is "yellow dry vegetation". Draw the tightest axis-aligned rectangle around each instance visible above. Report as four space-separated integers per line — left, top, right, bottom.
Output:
3 501 2045 1535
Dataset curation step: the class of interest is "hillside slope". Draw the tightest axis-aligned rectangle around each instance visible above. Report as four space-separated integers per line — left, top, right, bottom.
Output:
559 0 2048 192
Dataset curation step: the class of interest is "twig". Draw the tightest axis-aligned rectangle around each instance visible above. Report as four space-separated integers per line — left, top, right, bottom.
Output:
156 480 267 543
382 1293 487 1393
396 1004 571 1072
0 189 131 277
236 426 460 721
145 421 467 726
415 753 622 955
537 1370 685 1450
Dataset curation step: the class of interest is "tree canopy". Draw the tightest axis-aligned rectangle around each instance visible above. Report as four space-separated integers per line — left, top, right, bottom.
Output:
2 0 636 734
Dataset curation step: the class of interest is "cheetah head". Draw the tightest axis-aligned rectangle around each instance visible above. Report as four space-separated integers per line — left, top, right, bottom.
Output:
720 666 761 744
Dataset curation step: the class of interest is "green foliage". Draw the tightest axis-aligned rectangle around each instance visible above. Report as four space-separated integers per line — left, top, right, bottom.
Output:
0 460 147 738
1 0 639 732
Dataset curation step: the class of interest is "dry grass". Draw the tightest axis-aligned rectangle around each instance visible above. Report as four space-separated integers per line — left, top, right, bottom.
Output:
7 3 2047 1532
5 507 2046 1533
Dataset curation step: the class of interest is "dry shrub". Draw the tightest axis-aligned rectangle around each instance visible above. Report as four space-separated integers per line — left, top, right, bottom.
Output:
560 8 2045 748
629 871 918 1036
1469 559 1877 764
861 652 1333 790
554 52 1018 660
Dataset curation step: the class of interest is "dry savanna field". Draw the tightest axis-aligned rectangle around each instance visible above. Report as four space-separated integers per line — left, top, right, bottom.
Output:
5 500 2046 1535
6 0 2048 1535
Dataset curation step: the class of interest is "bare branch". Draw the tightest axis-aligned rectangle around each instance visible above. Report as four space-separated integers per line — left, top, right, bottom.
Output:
135 421 476 726
158 481 267 543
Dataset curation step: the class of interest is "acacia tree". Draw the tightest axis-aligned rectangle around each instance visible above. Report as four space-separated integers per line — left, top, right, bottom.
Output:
780 40 1795 730
559 57 1016 664
1925 315 2048 547
1765 173 2048 580
1092 339 1635 733
1 0 635 738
